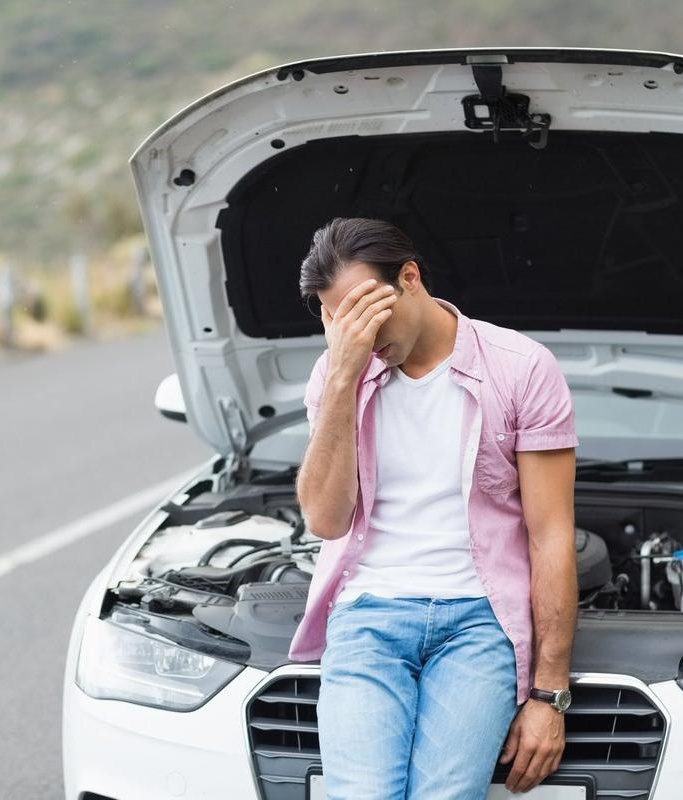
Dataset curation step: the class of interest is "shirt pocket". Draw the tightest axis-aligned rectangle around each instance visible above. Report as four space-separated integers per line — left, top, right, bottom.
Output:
475 430 519 494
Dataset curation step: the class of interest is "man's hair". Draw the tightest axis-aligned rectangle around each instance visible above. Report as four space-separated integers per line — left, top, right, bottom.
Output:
299 217 433 301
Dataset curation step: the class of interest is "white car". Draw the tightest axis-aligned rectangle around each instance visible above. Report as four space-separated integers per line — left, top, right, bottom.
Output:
63 46 683 800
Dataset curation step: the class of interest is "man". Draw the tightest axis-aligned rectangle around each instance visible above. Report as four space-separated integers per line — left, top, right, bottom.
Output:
288 217 579 798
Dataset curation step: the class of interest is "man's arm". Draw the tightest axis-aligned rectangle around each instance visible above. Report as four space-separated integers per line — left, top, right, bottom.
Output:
295 279 398 540
499 343 579 793
517 446 577 688
295 353 360 540
514 343 579 686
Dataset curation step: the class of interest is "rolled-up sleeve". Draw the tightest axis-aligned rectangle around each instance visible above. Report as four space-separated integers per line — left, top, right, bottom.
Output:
514 344 579 452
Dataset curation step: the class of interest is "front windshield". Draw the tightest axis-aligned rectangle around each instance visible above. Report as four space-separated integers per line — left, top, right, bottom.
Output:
248 387 683 470
571 389 683 462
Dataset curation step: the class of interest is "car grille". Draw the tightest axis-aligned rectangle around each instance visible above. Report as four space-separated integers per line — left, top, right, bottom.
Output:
244 674 667 800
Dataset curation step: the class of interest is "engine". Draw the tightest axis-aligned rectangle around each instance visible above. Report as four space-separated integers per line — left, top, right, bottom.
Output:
104 472 683 671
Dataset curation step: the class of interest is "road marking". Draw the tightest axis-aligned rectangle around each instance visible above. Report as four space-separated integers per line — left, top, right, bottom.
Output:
0 467 200 578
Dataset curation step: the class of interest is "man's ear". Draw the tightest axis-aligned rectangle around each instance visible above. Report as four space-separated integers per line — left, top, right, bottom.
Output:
400 261 420 293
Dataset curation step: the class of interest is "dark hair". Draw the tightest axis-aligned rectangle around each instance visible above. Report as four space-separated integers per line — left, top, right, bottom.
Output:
299 217 433 306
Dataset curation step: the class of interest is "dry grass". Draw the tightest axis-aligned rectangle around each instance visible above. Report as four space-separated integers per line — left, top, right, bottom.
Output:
4 234 162 354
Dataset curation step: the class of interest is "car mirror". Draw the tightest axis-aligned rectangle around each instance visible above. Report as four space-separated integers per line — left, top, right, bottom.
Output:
154 373 187 423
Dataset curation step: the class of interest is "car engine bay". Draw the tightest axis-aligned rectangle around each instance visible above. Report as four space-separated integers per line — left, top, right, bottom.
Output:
103 458 683 671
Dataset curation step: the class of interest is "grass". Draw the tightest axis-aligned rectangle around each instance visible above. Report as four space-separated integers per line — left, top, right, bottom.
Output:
6 234 162 353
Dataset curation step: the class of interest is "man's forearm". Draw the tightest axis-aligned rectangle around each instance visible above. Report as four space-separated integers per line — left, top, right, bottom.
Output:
296 371 360 540
528 529 578 687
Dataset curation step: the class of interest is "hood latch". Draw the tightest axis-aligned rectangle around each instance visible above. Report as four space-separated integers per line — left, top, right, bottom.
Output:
462 64 551 149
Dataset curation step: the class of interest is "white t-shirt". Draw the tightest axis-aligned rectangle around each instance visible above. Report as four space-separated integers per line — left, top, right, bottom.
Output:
335 350 487 603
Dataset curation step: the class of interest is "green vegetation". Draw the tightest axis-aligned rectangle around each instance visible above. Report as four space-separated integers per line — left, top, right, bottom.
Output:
1 0 682 268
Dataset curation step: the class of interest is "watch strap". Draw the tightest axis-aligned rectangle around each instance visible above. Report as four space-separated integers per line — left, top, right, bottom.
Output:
529 687 556 702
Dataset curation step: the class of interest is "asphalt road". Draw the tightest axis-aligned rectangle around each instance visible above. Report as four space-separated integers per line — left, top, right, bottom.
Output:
0 325 214 798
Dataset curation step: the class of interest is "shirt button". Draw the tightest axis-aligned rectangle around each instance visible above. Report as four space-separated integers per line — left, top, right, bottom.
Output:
497 433 505 441
342 569 350 576
328 601 334 607
357 534 364 541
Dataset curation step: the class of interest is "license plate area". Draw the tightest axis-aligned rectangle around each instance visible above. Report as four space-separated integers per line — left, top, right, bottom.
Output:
306 766 594 799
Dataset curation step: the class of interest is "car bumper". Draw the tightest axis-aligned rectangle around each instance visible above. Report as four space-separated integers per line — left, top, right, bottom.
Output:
646 680 683 800
63 578 683 800
63 663 267 800
63 667 683 800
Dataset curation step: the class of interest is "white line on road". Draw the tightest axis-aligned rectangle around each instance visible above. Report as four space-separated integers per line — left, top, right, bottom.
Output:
0 467 200 579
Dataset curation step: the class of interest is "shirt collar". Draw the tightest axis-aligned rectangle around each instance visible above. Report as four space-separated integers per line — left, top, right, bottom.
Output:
362 296 482 384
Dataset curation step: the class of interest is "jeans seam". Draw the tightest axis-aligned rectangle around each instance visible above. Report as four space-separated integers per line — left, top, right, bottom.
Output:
418 601 434 662
402 669 420 799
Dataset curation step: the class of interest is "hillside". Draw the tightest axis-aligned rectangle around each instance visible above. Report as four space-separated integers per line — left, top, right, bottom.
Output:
2 0 683 267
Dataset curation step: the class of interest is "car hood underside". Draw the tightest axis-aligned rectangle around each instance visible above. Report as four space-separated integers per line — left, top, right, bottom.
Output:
130 48 683 455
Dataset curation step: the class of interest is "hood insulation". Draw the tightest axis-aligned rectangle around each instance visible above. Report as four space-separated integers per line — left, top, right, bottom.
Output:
217 130 683 338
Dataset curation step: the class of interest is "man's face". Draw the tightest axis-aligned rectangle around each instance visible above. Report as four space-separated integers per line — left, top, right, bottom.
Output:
317 260 408 365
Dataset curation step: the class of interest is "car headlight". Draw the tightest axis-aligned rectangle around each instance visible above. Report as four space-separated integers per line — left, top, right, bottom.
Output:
75 613 244 711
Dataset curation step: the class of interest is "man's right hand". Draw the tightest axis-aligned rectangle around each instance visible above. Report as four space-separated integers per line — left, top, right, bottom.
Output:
320 278 398 382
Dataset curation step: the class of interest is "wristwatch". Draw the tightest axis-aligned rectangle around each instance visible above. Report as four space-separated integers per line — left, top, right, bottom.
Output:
529 686 572 713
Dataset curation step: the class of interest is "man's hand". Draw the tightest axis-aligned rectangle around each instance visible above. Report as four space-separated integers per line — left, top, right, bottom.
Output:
498 699 565 793
319 279 397 381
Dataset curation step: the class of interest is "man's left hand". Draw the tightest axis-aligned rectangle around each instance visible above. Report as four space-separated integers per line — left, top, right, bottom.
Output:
498 698 566 793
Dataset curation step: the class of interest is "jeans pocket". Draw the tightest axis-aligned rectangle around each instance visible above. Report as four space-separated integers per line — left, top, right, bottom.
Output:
475 431 519 494
327 591 371 624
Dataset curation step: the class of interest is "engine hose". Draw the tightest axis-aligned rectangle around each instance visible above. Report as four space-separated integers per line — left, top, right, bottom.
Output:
198 538 275 567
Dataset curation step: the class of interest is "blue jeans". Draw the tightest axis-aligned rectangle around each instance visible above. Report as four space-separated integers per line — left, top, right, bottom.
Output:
316 593 518 800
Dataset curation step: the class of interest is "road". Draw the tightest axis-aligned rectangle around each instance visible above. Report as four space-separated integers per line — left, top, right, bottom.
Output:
0 325 213 798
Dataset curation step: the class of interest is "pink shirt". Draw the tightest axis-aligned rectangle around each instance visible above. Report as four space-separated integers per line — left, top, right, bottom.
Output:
287 297 579 706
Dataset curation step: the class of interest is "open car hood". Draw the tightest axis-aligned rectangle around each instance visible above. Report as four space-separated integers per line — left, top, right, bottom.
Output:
129 47 683 457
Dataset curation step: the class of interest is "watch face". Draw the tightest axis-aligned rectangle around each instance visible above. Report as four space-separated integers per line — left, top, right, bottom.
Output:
556 688 572 711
